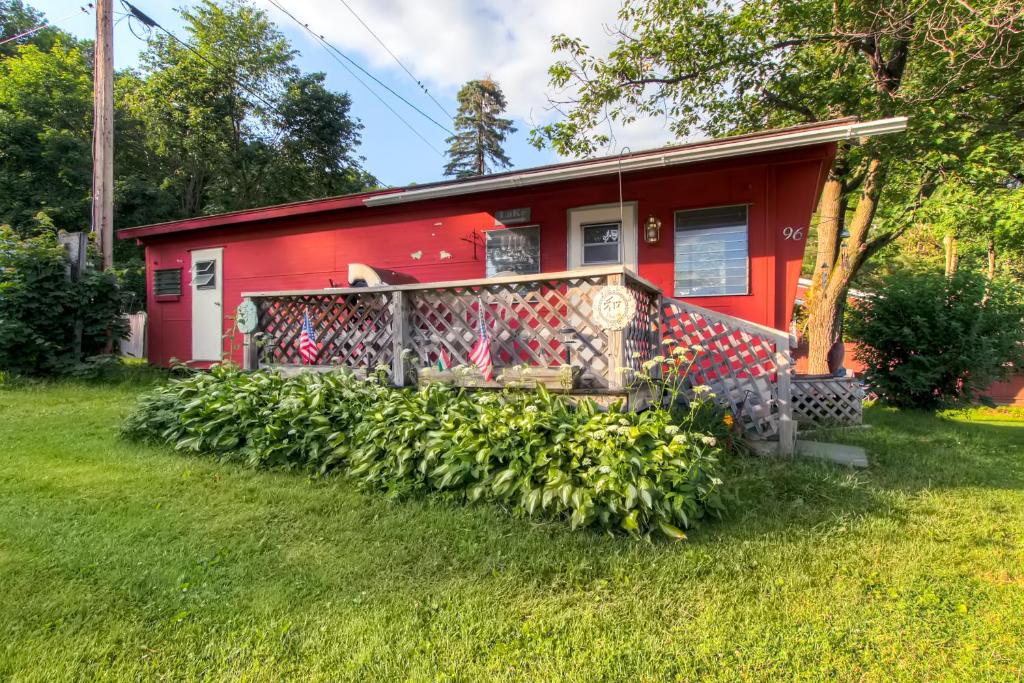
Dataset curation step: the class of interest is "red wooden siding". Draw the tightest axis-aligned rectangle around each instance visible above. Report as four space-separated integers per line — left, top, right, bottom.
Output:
137 147 833 366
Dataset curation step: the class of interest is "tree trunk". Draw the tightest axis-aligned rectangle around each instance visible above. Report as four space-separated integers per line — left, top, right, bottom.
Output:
943 234 959 276
805 154 886 374
987 236 996 280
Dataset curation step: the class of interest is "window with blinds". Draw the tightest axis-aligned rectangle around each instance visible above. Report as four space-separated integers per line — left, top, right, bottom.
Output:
674 205 749 297
153 268 182 297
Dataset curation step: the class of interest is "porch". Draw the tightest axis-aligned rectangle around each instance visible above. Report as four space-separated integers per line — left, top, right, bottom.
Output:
240 266 801 454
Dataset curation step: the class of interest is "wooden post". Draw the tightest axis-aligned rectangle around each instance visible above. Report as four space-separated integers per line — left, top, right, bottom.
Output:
606 273 627 391
91 0 114 271
58 231 88 361
390 291 407 386
775 338 796 456
242 297 259 371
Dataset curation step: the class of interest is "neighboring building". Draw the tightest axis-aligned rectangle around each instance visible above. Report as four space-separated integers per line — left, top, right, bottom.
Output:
118 117 906 369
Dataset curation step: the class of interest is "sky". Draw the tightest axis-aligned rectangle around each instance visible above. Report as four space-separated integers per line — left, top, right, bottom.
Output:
34 0 676 188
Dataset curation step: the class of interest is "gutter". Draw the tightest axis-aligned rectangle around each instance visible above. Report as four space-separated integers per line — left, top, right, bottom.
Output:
364 117 908 207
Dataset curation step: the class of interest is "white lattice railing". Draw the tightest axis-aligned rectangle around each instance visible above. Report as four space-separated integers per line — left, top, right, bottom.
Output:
792 375 864 426
242 268 796 454
242 266 660 391
660 296 796 453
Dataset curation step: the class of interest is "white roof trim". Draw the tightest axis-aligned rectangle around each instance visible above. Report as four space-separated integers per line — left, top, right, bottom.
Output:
363 117 908 207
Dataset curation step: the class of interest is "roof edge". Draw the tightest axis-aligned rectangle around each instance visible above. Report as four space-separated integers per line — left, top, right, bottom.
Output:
118 116 906 240
364 117 906 207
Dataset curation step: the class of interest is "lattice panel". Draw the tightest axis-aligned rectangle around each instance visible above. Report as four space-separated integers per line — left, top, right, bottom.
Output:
623 284 660 379
661 298 783 437
255 293 395 369
793 376 864 426
406 275 612 388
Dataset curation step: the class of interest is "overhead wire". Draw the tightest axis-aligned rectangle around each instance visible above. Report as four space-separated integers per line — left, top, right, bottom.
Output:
332 0 452 120
121 1 282 116
0 4 94 47
265 0 452 137
263 0 444 156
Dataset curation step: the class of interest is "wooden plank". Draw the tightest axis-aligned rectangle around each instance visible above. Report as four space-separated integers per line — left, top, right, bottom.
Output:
242 265 634 298
775 345 796 456
391 291 406 386
605 272 626 391
418 365 579 390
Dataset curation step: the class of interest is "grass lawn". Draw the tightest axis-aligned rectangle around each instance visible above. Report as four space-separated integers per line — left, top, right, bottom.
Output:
1 381 1023 681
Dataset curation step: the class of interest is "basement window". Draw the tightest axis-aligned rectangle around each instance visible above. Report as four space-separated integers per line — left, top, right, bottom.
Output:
153 268 182 297
674 205 749 297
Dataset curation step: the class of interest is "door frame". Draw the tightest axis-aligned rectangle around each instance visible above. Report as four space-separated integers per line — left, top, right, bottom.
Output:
566 201 638 271
190 246 224 362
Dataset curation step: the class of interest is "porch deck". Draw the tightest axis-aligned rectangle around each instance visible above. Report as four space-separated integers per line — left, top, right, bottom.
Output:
241 266 798 453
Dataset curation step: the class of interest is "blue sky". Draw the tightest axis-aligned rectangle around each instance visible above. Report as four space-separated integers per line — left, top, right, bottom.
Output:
36 0 673 188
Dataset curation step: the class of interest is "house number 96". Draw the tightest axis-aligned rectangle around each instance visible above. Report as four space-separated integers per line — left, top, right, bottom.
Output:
782 227 804 240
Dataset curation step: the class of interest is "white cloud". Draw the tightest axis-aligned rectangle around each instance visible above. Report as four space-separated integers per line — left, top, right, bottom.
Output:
252 0 675 156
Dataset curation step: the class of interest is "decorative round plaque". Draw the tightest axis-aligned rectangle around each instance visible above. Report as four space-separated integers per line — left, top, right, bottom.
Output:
235 300 258 334
592 285 636 331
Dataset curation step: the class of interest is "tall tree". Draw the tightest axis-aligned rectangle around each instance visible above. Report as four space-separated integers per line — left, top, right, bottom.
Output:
122 0 373 217
444 78 516 178
0 40 92 233
533 0 1024 372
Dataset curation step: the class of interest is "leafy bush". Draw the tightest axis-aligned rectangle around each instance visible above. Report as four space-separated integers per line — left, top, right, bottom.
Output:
846 270 1024 408
121 365 731 540
0 227 127 376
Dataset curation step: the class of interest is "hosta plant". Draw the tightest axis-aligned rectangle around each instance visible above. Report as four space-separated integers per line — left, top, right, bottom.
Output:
121 365 732 540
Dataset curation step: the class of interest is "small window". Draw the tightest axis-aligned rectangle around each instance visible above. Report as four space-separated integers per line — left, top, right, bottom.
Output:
674 205 749 297
581 221 621 265
194 260 216 290
153 268 182 296
485 225 541 276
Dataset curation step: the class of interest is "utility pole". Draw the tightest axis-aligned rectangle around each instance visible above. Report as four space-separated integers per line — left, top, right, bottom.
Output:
92 0 114 270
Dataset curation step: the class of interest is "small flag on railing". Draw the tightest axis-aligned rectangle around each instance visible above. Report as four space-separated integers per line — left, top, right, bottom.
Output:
298 308 319 365
469 304 493 381
436 347 452 371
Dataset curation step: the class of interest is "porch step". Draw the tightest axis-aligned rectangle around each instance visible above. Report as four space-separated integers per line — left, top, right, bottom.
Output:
796 439 869 468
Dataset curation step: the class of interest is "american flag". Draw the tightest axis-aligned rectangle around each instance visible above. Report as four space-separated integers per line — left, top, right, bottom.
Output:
469 305 493 381
298 308 319 364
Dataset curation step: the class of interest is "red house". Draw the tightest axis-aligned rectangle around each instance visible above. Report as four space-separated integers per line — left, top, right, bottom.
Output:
119 116 906 370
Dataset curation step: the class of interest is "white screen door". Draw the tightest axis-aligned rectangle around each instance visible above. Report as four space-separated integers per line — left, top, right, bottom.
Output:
190 247 223 361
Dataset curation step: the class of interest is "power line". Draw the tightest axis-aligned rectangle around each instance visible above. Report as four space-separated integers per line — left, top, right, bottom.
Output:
265 0 452 137
333 0 453 120
121 1 281 116
0 4 94 47
264 0 442 157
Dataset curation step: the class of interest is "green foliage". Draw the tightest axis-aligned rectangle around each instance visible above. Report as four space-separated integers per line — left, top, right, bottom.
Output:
0 0 62 58
0 0 374 254
121 365 730 539
0 40 92 233
846 270 1024 408
0 227 128 376
122 0 374 217
444 78 516 178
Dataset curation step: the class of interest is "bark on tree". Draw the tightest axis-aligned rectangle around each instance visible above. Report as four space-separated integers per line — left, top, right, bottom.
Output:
805 153 885 374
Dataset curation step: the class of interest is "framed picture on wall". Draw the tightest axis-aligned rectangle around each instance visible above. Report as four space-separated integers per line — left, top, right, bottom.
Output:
485 225 541 276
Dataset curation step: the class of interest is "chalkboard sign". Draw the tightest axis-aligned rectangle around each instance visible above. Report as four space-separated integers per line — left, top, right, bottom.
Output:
485 225 541 277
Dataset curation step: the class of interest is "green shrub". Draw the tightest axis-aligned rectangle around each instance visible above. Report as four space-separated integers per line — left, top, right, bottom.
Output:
121 366 730 540
846 270 1024 408
0 227 127 376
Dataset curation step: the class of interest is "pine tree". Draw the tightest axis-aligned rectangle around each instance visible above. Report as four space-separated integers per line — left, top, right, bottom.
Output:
443 78 516 178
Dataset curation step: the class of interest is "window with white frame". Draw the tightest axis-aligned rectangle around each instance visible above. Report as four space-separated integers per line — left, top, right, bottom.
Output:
674 205 749 297
581 221 621 265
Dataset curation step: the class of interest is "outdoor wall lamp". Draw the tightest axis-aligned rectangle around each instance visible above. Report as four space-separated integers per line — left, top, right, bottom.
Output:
644 215 662 244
